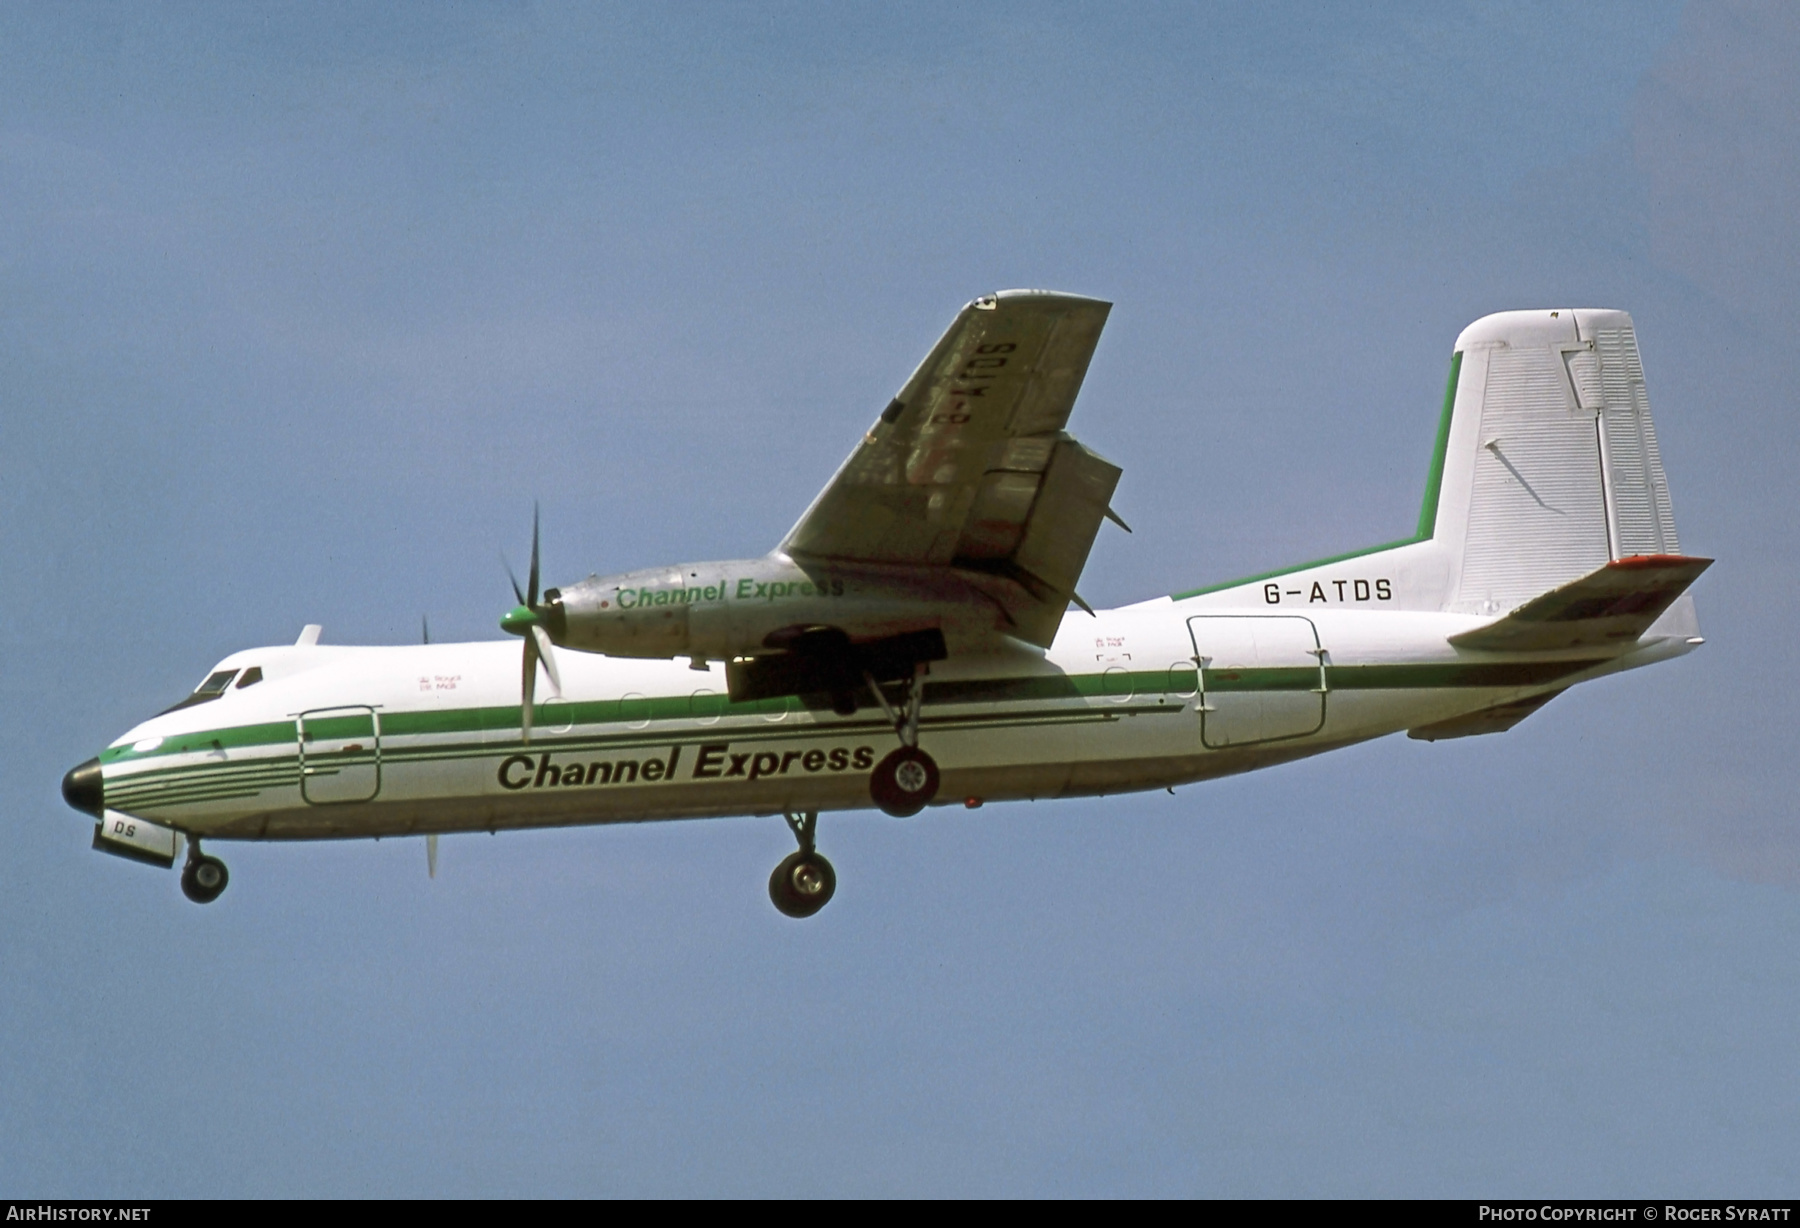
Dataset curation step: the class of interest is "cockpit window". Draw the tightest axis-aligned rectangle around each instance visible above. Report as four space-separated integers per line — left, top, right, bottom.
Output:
157 668 242 715
197 670 238 695
235 666 263 689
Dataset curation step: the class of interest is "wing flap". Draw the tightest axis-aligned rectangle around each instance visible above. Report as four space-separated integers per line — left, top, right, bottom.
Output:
782 290 1112 567
945 436 1124 647
1448 554 1712 652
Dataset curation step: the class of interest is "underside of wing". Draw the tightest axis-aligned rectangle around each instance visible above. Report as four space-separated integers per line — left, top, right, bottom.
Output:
781 290 1119 647
1448 554 1712 652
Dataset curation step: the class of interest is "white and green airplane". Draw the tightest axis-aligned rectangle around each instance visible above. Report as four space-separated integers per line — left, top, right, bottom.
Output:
63 292 1709 917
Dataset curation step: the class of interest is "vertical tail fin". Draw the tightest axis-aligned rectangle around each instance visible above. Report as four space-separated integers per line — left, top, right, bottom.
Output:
1431 310 1682 614
1168 309 1688 618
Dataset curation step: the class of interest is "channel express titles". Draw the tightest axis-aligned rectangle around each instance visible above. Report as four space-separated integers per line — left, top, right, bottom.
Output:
498 743 879 791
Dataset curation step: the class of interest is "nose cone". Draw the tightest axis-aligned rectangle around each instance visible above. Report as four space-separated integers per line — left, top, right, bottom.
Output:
62 757 104 818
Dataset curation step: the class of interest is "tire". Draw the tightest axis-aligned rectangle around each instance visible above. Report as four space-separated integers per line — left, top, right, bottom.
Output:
768 850 836 918
181 855 229 904
869 746 939 817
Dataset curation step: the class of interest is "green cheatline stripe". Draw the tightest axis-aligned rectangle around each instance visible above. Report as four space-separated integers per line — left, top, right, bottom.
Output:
101 654 1598 774
109 763 298 798
102 670 1200 765
119 784 271 809
112 705 1162 812
102 719 300 763
1205 659 1603 693
102 695 783 763
111 771 295 799
108 701 1153 796
1169 350 1463 601
1327 659 1599 689
105 697 1196 805
111 784 295 809
103 656 1604 807
1203 668 1320 693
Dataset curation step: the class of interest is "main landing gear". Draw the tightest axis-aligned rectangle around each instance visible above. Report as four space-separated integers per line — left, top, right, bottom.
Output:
770 810 836 919
180 838 229 905
863 663 939 817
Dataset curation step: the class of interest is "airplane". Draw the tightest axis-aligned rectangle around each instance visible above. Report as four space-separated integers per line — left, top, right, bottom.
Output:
61 291 1710 917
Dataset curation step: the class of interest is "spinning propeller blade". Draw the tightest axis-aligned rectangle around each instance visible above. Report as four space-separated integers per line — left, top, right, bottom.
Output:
501 504 561 743
530 625 562 695
521 629 539 741
528 504 541 608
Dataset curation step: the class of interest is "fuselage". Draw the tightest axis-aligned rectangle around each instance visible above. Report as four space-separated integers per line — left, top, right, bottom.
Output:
87 591 1698 843
60 300 1710 921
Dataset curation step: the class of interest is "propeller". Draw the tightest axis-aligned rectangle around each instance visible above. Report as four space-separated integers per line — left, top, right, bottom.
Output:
499 505 564 742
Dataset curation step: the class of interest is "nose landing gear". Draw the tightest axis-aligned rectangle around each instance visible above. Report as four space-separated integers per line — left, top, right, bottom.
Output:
769 810 836 918
864 663 939 817
180 839 229 904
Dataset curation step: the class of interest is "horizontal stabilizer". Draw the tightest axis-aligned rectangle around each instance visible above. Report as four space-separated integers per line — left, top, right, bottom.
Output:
1449 555 1711 652
1408 689 1564 742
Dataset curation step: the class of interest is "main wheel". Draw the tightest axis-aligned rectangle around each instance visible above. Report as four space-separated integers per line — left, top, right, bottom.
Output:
768 850 836 918
869 746 939 817
181 855 229 904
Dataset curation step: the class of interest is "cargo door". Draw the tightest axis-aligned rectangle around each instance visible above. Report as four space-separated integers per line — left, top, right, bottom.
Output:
1187 616 1325 748
298 706 381 803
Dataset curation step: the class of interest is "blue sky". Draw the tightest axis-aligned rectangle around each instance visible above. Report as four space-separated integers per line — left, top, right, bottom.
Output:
4 1 1797 1195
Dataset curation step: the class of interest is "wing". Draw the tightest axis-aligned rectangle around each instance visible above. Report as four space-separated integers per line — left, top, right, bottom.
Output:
781 290 1119 646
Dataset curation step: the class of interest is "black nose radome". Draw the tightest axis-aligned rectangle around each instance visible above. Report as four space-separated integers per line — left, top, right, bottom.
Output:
62 757 103 817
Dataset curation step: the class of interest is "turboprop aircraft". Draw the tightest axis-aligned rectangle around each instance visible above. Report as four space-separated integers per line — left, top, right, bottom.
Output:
62 292 1710 917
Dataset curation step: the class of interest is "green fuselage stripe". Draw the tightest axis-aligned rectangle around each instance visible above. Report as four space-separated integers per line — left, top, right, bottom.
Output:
102 655 1603 800
1169 350 1464 601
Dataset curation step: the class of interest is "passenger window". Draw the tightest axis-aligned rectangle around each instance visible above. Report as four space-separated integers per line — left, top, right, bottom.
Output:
235 667 263 689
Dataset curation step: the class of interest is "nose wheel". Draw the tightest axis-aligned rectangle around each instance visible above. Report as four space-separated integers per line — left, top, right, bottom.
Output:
180 840 229 904
769 811 836 918
863 663 939 816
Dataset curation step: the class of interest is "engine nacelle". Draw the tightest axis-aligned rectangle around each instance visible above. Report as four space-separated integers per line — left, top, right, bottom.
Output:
549 555 1001 663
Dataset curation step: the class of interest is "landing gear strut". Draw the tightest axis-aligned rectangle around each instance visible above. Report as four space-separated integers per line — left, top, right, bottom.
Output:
864 663 939 817
180 838 229 905
769 811 836 919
